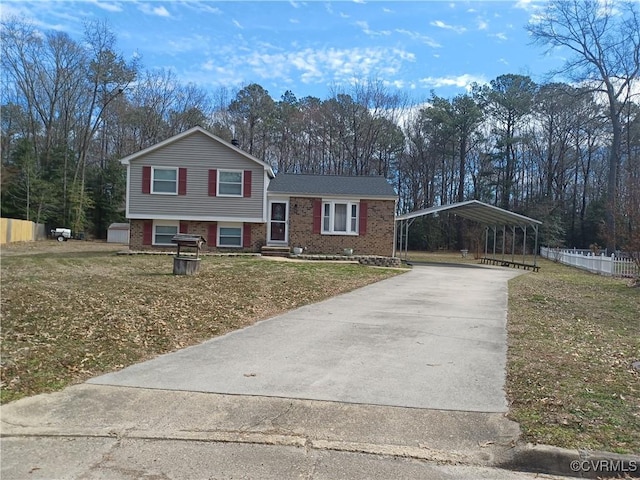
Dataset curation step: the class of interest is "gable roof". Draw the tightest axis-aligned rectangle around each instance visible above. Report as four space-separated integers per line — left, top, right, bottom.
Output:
268 173 397 199
396 200 542 227
118 126 275 177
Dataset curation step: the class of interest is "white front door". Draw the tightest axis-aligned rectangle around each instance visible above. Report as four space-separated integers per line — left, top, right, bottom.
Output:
268 201 288 244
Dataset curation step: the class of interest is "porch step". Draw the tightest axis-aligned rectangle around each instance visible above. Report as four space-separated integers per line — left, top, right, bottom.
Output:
261 246 291 257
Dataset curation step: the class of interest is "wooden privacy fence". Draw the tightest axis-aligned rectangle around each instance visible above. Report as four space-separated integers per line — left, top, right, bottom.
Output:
0 218 46 244
540 247 639 278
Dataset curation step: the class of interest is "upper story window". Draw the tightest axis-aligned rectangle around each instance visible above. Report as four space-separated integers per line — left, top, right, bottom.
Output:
322 201 359 235
152 167 178 194
218 170 243 196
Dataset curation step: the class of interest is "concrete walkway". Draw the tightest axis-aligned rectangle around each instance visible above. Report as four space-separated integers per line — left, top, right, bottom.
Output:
88 265 521 412
2 264 584 479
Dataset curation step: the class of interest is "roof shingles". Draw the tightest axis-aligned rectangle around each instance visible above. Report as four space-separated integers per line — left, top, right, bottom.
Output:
267 174 396 198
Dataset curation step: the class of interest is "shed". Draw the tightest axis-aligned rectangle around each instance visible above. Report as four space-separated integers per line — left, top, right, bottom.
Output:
107 223 130 244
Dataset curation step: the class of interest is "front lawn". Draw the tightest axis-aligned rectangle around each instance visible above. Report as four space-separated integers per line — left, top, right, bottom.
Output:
0 241 402 403
405 250 639 454
506 258 639 454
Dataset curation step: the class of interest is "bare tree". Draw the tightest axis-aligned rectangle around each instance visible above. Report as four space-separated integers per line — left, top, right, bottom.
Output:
528 0 640 251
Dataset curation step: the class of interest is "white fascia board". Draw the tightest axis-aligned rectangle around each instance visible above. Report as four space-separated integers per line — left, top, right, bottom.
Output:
126 214 265 223
263 171 270 222
125 165 131 218
119 126 275 177
267 192 397 201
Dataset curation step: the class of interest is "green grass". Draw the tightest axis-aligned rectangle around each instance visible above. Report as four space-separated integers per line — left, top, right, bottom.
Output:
0 242 402 404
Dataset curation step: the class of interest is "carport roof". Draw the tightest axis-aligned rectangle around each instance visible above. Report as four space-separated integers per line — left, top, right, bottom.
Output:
396 200 542 227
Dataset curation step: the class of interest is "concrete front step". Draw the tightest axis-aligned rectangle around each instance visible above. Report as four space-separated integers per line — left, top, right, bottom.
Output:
261 246 291 257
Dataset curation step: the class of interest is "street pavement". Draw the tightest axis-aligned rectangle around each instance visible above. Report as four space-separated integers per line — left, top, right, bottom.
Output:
1 263 583 479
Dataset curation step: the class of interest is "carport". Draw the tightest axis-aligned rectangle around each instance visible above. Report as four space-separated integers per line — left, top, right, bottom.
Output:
395 200 542 271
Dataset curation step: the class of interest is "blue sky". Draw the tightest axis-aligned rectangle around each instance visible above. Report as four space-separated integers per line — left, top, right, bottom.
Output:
2 1 561 101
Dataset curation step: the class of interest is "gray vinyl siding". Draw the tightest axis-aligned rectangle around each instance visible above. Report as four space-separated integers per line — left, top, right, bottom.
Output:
128 132 265 219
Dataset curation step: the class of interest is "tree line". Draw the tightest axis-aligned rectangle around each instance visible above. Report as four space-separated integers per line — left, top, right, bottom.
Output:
1 1 638 255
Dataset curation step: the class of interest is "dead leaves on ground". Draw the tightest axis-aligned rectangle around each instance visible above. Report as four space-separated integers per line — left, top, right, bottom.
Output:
0 248 399 403
506 259 640 454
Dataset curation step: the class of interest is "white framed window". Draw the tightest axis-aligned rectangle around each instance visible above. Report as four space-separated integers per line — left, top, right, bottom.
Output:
218 223 242 247
322 201 359 235
218 170 243 196
153 221 178 245
152 167 178 194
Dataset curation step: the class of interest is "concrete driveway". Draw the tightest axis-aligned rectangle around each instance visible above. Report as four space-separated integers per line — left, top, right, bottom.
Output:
90 264 522 413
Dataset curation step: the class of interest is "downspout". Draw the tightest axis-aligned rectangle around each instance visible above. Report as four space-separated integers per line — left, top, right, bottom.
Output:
393 199 398 258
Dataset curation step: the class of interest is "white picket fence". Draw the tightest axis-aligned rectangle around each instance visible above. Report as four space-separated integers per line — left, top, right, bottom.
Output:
540 247 639 278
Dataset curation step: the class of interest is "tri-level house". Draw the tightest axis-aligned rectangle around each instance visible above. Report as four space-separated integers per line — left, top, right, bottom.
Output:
121 126 397 256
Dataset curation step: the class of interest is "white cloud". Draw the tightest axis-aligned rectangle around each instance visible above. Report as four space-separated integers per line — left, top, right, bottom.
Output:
0 2 83 32
356 20 391 36
181 2 221 15
208 46 416 88
477 18 489 30
515 0 547 25
138 3 171 17
514 0 541 12
232 19 243 29
90 1 123 13
163 33 212 55
430 20 466 34
490 32 508 41
290 18 300 24
419 74 486 91
154 6 171 17
395 29 441 48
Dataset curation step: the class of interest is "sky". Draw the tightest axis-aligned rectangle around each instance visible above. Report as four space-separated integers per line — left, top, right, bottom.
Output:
1 0 563 101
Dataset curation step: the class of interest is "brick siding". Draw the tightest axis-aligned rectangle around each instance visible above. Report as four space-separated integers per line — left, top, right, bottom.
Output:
288 197 395 257
128 198 395 257
129 219 265 253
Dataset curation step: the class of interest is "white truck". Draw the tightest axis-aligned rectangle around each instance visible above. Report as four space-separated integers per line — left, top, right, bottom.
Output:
51 228 72 242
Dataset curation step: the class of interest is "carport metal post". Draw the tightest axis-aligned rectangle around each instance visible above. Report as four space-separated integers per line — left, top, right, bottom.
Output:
511 226 516 263
404 218 414 260
522 225 527 265
493 226 497 258
484 226 489 258
533 224 539 266
502 225 506 261
396 219 401 258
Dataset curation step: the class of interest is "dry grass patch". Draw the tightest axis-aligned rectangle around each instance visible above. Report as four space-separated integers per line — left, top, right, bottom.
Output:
507 259 640 454
0 241 402 403
404 250 639 453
